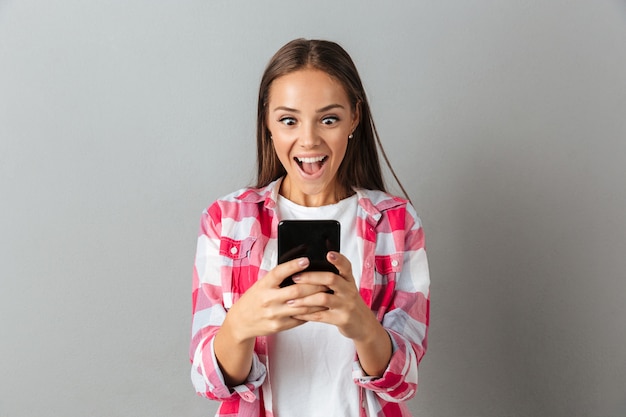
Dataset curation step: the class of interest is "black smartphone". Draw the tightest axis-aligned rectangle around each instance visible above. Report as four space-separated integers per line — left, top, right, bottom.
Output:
277 220 341 287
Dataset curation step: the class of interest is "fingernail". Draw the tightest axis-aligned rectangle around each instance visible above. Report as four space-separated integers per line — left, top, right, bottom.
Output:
328 252 337 261
292 274 301 282
298 257 309 267
286 299 295 305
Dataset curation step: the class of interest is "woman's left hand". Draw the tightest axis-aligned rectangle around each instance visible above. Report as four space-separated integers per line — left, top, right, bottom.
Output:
289 251 377 342
289 251 392 376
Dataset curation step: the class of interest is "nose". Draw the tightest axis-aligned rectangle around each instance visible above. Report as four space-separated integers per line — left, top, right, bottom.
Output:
299 123 320 148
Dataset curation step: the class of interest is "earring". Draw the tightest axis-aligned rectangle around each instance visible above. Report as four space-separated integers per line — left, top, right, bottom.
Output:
348 134 354 139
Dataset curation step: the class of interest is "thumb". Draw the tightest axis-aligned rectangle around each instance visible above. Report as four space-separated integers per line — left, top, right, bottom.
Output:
326 251 354 283
267 257 310 287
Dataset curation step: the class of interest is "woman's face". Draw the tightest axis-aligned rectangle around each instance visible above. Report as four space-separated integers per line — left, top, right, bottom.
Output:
266 68 359 207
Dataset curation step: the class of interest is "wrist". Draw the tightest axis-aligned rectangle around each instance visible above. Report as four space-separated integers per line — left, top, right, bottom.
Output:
351 309 385 343
222 312 255 345
353 319 392 377
354 318 388 346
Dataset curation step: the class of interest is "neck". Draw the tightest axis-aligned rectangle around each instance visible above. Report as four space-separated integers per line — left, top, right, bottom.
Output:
279 177 351 207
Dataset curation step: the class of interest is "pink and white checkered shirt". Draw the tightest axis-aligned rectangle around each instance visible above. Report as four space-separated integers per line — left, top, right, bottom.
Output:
190 178 430 417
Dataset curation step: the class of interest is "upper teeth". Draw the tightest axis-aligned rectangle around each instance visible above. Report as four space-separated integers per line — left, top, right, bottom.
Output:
297 156 325 163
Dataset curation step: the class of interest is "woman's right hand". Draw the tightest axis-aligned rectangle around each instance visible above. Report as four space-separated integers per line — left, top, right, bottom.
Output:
213 256 329 386
225 257 330 342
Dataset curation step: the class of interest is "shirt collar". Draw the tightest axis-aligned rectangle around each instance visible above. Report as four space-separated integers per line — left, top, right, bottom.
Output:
237 177 406 225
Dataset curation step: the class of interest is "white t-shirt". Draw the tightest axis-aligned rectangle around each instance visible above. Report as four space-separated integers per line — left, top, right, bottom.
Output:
269 195 362 417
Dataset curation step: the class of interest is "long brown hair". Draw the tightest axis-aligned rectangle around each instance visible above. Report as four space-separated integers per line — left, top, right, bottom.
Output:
255 38 409 200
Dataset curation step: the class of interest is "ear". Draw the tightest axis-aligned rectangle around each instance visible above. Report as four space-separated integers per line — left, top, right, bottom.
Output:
351 100 361 132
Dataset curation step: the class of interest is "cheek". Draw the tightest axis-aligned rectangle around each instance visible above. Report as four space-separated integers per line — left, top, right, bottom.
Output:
271 136 291 163
333 137 350 161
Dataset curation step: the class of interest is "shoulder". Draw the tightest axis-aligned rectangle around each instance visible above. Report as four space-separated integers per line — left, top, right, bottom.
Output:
355 188 423 230
355 188 417 216
205 180 279 222
356 188 407 209
216 182 273 204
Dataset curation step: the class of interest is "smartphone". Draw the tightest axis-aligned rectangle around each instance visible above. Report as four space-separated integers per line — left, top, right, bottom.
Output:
277 220 341 287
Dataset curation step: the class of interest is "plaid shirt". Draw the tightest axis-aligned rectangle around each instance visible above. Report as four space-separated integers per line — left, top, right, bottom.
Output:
190 178 430 417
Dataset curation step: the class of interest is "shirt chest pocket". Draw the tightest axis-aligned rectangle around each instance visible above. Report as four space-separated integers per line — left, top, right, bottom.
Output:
374 253 403 278
220 236 257 308
372 253 404 318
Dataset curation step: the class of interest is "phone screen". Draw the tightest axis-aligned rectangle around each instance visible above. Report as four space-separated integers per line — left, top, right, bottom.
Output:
277 220 340 287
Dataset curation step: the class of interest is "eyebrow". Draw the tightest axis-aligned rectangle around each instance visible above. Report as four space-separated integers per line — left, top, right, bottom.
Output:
272 104 346 113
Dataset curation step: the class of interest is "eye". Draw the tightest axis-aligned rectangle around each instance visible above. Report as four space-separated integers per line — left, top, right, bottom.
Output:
321 116 339 125
279 117 297 126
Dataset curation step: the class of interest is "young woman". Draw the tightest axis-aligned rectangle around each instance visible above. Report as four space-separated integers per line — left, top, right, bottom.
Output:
190 39 430 417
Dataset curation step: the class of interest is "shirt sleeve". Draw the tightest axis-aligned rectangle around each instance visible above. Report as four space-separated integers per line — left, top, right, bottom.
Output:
354 203 430 403
189 204 266 402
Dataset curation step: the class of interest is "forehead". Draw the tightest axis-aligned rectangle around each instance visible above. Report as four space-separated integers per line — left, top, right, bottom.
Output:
268 69 350 107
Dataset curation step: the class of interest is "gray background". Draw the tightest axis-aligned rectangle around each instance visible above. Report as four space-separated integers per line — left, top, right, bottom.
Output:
1 1 625 416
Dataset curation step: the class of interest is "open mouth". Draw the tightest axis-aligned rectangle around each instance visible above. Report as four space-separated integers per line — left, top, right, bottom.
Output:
294 155 328 175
